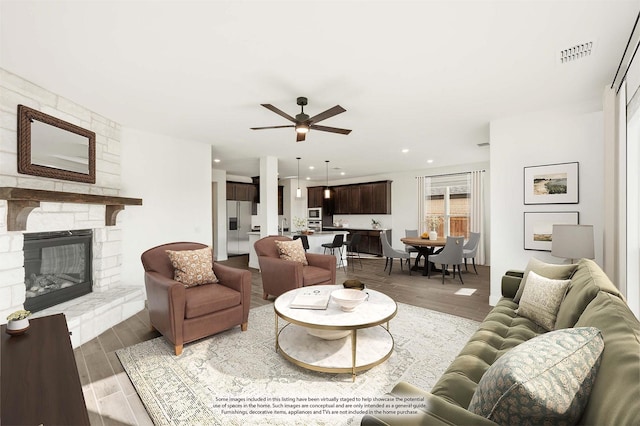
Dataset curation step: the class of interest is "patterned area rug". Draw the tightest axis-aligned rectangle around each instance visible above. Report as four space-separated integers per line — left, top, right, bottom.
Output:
116 303 479 425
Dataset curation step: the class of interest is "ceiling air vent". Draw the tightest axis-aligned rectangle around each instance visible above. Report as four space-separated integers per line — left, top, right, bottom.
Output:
559 42 594 64
477 142 490 147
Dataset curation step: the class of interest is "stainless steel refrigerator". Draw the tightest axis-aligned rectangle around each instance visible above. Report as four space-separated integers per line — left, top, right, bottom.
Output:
226 200 252 256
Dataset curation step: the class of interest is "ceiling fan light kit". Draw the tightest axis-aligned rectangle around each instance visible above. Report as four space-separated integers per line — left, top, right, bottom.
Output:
251 96 352 142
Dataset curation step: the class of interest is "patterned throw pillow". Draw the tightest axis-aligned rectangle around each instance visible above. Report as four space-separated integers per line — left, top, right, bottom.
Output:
468 327 604 425
514 257 577 303
165 247 218 287
275 239 308 265
517 271 570 331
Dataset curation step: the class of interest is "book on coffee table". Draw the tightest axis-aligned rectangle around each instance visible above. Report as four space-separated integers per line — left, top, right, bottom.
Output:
289 288 331 310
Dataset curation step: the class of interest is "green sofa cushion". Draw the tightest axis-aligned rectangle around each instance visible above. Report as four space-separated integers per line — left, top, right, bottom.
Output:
513 257 577 303
555 258 622 329
468 327 604 425
574 292 640 426
429 298 544 409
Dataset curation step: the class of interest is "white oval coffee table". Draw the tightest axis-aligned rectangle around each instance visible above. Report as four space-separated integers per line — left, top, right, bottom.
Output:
274 285 397 381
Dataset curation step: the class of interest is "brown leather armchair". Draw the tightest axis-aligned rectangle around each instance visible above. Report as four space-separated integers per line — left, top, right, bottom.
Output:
141 242 251 356
254 235 336 299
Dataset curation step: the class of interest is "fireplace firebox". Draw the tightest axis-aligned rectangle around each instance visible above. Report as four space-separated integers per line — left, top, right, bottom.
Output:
23 229 93 312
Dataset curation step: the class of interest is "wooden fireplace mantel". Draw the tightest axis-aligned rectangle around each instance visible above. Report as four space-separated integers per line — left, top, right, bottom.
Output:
0 187 143 231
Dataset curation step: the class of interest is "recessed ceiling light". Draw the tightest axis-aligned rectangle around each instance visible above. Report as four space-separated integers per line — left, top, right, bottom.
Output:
213 158 221 163
427 159 434 164
306 177 310 180
309 166 315 170
340 172 345 176
401 149 409 153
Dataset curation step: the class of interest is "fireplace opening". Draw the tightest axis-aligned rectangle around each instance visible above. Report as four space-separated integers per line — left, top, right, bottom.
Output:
23 229 93 313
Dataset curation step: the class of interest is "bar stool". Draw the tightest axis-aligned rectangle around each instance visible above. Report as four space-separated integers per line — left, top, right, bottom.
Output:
343 233 362 270
292 235 310 251
321 234 346 272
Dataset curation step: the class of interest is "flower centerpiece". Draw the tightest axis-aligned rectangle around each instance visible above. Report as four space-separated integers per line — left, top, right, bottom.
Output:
425 215 443 240
292 217 308 233
6 309 31 334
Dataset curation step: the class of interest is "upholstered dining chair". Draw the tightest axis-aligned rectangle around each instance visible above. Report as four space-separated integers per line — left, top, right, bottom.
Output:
404 229 420 257
381 229 411 275
254 235 336 300
463 232 481 274
428 236 465 284
141 242 251 356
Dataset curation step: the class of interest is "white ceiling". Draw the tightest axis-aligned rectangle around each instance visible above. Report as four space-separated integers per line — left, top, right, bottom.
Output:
1 1 638 182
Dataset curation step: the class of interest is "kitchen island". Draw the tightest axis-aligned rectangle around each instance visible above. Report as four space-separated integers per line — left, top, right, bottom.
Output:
323 227 391 256
248 231 349 269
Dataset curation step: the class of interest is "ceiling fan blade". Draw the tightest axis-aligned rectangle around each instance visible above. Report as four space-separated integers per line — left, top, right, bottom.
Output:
308 105 346 124
296 132 306 142
261 104 296 122
250 125 295 130
310 124 352 135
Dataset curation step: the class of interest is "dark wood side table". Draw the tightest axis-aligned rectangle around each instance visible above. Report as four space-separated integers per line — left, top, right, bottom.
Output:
1 313 90 425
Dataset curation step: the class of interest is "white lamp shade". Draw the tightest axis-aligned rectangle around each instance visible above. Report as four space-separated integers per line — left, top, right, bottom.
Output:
551 224 595 260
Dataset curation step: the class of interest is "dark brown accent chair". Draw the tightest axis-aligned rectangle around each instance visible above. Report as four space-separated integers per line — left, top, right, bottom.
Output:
254 235 336 299
141 242 251 356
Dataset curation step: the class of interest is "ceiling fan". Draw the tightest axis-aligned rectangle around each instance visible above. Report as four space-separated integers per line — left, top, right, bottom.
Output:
251 97 352 142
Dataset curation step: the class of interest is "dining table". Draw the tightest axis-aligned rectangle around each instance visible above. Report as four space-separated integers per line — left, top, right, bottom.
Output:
400 237 447 276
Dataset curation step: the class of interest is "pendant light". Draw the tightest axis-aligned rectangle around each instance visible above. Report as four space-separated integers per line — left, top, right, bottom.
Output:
296 157 302 198
324 160 331 199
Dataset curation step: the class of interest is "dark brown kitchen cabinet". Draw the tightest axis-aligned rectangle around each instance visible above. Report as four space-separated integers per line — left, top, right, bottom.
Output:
226 182 257 201
278 185 283 215
371 181 391 214
331 181 391 214
344 229 390 256
308 186 324 208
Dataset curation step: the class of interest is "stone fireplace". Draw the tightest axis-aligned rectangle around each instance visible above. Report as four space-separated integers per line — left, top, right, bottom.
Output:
0 68 144 348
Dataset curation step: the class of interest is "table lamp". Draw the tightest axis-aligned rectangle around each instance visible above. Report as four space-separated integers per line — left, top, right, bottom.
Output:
551 224 595 263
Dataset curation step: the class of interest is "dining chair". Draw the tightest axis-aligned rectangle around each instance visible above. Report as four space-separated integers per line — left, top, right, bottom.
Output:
321 234 346 272
404 229 420 255
428 236 464 284
380 230 411 275
463 232 481 274
343 232 363 270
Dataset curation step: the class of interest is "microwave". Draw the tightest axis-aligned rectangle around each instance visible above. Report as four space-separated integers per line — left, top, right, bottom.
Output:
307 207 322 219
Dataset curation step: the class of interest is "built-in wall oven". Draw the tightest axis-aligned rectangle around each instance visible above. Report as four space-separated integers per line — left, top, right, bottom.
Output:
307 207 322 220
307 219 322 231
307 207 323 231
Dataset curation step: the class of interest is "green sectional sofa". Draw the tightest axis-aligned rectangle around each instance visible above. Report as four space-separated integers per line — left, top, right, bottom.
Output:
362 258 640 425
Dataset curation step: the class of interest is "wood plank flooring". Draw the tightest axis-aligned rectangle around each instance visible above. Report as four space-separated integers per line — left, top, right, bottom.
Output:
76 255 492 425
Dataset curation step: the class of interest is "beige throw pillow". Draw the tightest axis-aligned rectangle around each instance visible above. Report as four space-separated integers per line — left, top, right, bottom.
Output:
514 257 577 303
165 246 218 287
275 239 308 265
518 271 570 331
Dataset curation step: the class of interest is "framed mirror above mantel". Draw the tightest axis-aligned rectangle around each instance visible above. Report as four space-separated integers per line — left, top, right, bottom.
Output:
17 104 96 184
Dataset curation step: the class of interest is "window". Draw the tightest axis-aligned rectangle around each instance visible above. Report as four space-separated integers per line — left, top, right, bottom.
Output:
424 173 471 239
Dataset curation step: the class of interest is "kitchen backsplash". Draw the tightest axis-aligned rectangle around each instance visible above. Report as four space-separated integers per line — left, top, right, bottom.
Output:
331 215 391 229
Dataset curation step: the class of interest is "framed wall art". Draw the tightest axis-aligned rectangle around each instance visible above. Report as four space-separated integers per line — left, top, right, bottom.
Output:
524 211 579 251
523 162 578 205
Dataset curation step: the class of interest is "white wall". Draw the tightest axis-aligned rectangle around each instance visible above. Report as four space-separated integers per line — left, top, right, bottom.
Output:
490 104 604 305
119 128 212 287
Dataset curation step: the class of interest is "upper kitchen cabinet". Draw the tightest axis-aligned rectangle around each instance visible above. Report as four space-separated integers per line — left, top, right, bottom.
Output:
331 181 391 214
371 181 392 214
226 182 258 202
308 186 324 208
